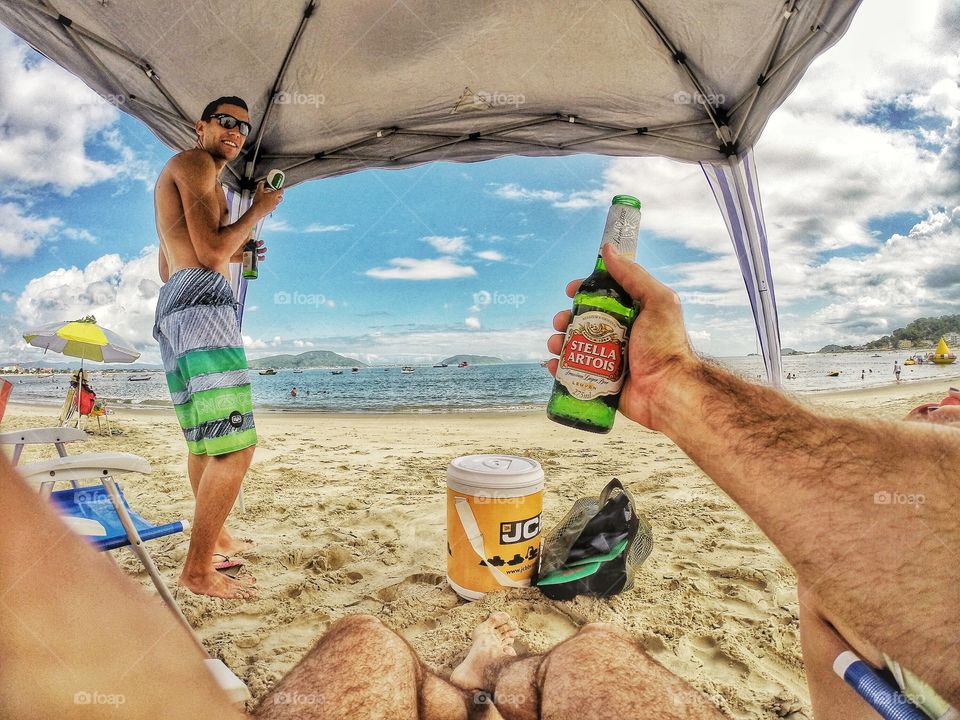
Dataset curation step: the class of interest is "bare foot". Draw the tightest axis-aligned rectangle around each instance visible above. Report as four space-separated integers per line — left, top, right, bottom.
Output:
179 569 257 599
214 529 255 557
450 612 519 690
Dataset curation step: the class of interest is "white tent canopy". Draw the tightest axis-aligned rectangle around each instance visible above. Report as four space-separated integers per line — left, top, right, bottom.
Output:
0 0 862 380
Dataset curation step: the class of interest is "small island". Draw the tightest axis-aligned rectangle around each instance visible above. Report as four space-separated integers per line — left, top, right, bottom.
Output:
248 350 365 369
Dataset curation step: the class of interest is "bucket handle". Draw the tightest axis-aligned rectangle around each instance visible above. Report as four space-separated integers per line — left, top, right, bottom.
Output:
454 497 527 589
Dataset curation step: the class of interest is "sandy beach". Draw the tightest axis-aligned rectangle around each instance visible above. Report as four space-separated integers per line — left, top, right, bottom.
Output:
3 377 952 719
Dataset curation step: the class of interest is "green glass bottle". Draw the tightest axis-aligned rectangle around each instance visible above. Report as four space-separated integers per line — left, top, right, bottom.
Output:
547 195 641 433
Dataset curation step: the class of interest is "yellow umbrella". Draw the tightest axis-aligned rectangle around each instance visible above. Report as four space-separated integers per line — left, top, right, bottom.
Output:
23 315 140 363
22 316 141 424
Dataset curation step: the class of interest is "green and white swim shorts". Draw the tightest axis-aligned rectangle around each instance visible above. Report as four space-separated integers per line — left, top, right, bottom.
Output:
153 267 256 456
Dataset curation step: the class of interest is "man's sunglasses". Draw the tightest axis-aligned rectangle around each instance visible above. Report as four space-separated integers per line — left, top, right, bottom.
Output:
208 113 251 137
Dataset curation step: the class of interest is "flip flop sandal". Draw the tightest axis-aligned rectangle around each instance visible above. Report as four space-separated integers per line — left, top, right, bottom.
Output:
213 553 244 578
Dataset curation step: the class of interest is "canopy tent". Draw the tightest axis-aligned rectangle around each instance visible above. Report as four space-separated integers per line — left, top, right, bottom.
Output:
0 0 862 382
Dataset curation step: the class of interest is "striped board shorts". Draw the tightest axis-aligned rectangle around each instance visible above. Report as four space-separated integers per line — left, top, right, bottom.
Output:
153 267 256 456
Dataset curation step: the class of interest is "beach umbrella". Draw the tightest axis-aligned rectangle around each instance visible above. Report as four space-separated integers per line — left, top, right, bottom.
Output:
23 316 141 364
0 0 865 383
22 316 140 423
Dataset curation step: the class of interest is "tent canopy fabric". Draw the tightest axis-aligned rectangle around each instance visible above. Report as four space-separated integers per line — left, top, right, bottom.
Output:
0 0 863 384
0 0 858 190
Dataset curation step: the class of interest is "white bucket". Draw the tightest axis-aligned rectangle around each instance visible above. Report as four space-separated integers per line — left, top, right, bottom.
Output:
446 455 544 601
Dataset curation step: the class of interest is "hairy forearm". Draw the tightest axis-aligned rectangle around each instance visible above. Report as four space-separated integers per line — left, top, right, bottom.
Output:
656 360 960 703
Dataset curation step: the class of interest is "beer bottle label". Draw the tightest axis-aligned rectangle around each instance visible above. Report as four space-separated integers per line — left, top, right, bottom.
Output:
555 310 628 400
242 250 253 273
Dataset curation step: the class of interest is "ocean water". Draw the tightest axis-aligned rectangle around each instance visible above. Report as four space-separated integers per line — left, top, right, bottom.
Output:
6 352 960 413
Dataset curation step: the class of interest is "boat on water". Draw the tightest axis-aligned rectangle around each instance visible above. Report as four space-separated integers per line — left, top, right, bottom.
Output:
904 358 917 366
871 354 881 358
293 369 304 373
351 367 360 373
432 362 448 368
457 361 469 368
258 368 278 375
539 360 549 367
128 374 151 381
928 337 957 365
331 370 343 375
37 372 54 378
401 366 415 373
827 371 840 377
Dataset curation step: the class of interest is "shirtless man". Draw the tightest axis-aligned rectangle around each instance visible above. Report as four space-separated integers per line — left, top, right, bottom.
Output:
154 96 283 599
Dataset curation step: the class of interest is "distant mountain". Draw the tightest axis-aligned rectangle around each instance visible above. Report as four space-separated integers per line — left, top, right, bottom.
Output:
439 354 504 365
248 350 365 369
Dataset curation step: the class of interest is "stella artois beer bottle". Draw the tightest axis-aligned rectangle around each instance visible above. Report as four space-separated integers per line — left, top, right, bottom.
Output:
547 195 641 433
242 169 285 280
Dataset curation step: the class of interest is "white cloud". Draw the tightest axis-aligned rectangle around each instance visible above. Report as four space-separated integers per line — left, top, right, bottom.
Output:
474 250 505 261
263 217 294 232
61 227 98 244
243 335 268 349
0 203 60 258
465 316 481 329
0 292 14 303
0 30 152 194
422 235 468 254
366 257 477 280
304 223 353 233
13 247 162 360
493 183 564 203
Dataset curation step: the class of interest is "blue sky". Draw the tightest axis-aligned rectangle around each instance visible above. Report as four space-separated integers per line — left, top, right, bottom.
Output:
1 1 958 366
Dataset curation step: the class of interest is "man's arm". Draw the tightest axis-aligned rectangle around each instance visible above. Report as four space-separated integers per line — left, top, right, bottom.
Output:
550 245 960 706
169 151 280 268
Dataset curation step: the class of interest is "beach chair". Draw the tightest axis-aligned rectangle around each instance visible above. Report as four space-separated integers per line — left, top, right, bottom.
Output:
0 379 91 469
0 426 89 466
0 378 11 422
17 453 250 703
58 371 111 434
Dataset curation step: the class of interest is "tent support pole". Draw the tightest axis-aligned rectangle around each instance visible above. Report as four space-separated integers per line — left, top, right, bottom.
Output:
726 154 782 385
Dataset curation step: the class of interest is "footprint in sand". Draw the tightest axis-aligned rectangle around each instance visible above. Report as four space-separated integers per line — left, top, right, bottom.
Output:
375 572 446 603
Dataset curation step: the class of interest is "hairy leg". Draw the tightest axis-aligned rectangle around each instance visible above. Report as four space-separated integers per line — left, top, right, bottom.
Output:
0 454 244 719
491 624 726 720
799 582 885 719
187 452 252 557
179 445 256 599
255 614 468 720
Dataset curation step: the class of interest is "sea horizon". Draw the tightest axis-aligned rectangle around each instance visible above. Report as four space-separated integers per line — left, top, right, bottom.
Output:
6 351 960 414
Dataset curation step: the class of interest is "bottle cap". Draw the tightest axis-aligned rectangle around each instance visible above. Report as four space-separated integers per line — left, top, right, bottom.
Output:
611 194 641 209
266 169 285 190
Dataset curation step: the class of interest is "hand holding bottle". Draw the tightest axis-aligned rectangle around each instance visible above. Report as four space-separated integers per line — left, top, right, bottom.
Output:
548 243 698 433
251 179 283 218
